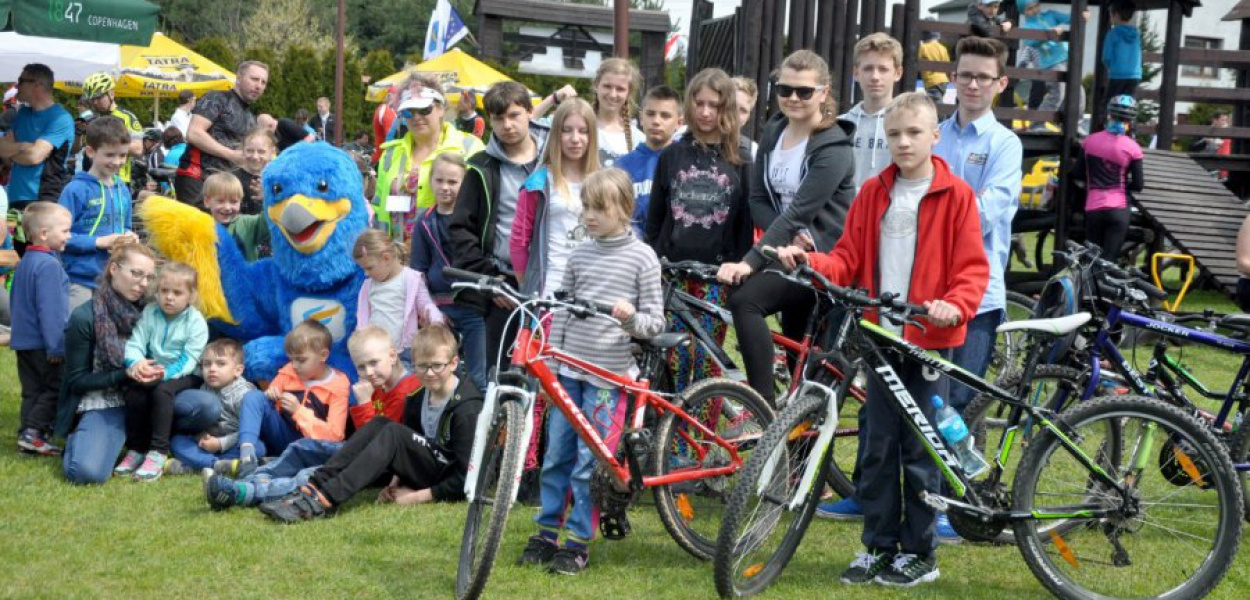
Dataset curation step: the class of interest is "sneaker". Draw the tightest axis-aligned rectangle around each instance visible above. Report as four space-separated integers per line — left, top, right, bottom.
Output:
16 429 62 456
204 474 241 511
936 514 962 545
133 452 167 481
548 546 590 575
816 497 864 520
839 549 893 585
213 457 257 479
875 553 939 587
114 450 144 475
258 485 334 523
516 535 558 566
163 457 193 476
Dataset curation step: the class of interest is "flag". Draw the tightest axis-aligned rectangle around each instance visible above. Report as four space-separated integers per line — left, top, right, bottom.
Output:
425 0 470 60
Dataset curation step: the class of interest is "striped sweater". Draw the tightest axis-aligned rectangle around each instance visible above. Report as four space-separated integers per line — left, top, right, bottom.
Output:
550 231 665 388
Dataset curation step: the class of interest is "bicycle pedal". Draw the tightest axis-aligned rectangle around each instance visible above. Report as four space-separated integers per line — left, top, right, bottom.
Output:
600 513 631 540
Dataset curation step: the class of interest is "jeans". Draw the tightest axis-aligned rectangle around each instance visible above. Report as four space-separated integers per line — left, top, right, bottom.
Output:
172 388 223 433
948 309 1005 413
170 434 249 470
535 376 620 544
237 391 304 457
242 438 342 505
442 303 488 389
63 407 127 485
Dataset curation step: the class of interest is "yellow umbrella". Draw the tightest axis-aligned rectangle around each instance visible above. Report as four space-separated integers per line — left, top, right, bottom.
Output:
57 33 235 99
367 48 527 103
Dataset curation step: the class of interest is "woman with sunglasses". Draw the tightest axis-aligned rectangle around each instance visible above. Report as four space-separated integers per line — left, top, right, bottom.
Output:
374 86 484 241
717 49 857 406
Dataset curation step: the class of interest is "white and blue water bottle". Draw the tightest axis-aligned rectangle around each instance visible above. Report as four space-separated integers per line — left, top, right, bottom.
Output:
932 395 990 477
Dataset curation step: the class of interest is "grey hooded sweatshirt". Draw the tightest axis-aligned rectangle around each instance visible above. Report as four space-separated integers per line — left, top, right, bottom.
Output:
841 102 890 193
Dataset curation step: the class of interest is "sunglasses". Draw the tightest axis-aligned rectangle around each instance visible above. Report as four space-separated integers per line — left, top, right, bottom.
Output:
401 106 436 119
776 84 825 101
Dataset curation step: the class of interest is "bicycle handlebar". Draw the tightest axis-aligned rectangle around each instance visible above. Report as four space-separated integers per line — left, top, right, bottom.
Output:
660 258 721 282
444 267 616 321
758 247 929 324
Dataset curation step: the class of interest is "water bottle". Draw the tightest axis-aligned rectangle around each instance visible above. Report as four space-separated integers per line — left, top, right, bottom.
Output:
932 395 990 478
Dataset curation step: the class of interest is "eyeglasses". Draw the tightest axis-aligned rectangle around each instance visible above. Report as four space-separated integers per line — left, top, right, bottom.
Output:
776 84 825 101
127 268 156 283
954 72 1002 87
414 362 452 375
401 106 436 119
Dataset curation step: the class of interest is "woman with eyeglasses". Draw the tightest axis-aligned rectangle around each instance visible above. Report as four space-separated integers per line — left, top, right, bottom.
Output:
58 241 221 484
717 49 857 406
374 84 485 241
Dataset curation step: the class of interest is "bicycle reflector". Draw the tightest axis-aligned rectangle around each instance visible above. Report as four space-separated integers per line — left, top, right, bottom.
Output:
1158 434 1212 489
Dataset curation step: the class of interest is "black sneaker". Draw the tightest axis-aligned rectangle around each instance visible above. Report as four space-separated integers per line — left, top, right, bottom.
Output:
516 535 558 566
204 474 240 511
839 549 893 584
547 546 589 575
874 553 939 587
259 485 334 523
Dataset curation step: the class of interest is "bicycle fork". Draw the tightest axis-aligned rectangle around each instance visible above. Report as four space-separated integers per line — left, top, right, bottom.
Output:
756 380 841 510
464 383 536 503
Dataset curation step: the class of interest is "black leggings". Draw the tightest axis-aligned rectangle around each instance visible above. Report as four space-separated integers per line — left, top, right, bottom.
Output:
124 375 201 454
1084 208 1131 264
310 417 451 506
727 271 817 405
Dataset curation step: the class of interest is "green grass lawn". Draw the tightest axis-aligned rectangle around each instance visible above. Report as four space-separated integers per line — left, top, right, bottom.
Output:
4 286 1250 599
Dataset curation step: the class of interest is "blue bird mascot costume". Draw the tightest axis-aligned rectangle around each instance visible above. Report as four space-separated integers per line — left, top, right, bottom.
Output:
140 142 366 382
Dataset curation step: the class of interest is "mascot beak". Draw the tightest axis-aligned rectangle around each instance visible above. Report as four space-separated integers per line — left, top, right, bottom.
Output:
268 194 352 254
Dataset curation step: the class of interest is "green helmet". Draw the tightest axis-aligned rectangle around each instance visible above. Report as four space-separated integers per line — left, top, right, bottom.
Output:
82 72 115 99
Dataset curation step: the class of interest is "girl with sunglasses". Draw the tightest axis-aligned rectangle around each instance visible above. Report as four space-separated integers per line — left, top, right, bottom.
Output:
716 49 857 407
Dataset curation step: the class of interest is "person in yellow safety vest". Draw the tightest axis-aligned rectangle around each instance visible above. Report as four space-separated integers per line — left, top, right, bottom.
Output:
374 87 484 241
81 73 144 186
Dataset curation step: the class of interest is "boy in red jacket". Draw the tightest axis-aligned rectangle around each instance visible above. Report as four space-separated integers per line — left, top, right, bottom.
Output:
775 92 988 587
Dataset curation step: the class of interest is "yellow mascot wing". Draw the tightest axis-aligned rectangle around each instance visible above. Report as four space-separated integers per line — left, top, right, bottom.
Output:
138 196 236 323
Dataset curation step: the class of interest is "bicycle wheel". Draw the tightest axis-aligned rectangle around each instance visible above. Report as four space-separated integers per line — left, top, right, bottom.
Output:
990 291 1038 381
1012 395 1242 600
652 377 774 560
1226 406 1250 523
961 364 1087 544
713 392 828 598
811 367 862 500
455 399 526 600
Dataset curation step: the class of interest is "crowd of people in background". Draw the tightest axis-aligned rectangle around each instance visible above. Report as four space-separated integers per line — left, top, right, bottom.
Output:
0 7 1223 585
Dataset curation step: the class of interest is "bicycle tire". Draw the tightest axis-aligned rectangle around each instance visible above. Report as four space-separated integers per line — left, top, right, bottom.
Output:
713 392 828 598
990 291 1038 382
455 399 526 600
1227 407 1250 524
1012 395 1242 600
962 364 1088 544
652 377 774 561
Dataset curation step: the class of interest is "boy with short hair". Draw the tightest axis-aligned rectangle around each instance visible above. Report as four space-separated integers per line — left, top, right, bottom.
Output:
842 33 905 192
11 201 72 455
731 77 760 159
202 171 270 262
204 325 421 509
57 116 138 309
1103 0 1142 99
167 338 257 474
775 92 989 586
221 319 351 479
616 85 683 239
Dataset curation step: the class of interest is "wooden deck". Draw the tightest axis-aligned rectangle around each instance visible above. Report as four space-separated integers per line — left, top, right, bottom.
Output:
1131 150 1248 296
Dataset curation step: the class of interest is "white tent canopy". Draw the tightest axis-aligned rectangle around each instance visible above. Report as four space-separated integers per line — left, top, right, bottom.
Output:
0 32 120 82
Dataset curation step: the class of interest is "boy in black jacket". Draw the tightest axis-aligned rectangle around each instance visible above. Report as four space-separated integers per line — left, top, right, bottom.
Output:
259 324 484 521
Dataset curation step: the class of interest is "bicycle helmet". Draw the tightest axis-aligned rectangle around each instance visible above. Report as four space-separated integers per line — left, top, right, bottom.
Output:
1107 94 1137 122
82 72 115 99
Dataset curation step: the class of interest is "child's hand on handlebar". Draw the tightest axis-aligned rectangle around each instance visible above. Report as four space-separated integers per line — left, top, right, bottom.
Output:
922 299 961 328
611 300 635 321
716 261 753 285
774 245 809 271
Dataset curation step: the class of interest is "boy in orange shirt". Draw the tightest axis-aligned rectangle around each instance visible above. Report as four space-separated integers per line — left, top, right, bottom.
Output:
775 93 988 586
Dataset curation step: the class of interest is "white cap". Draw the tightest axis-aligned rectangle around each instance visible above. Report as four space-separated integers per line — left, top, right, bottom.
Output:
398 87 445 112
3 87 16 103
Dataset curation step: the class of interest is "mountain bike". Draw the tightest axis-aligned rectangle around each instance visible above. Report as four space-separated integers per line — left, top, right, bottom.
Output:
713 258 1242 600
444 268 774 600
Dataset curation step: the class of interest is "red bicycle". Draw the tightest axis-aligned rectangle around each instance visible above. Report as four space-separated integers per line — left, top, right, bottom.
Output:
446 268 774 600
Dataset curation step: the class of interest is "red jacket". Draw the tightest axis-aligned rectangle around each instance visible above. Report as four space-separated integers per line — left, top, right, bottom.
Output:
808 155 988 349
349 371 422 428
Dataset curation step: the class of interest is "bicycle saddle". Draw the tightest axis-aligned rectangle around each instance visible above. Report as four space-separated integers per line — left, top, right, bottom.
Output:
639 332 689 350
995 312 1091 337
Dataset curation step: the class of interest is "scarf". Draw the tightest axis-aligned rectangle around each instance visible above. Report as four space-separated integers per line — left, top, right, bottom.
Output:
92 283 143 372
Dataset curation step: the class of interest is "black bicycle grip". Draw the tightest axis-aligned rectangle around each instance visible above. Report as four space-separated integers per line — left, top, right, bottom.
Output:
443 267 486 282
1134 279 1168 301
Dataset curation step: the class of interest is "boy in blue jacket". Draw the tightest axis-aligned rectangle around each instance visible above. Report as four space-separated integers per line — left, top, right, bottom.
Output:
58 116 137 309
1103 0 1142 99
11 202 72 455
616 85 683 240
1018 0 1086 112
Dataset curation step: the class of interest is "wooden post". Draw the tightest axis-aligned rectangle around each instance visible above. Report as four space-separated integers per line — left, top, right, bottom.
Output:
841 0 859 105
803 0 818 48
861 0 877 38
817 0 837 59
614 0 629 58
789 0 807 54
1091 0 1111 134
1157 0 1184 149
901 0 920 101
687 0 712 79
640 32 665 90
873 0 887 34
829 0 847 94
891 3 905 95
1238 18 1250 155
748 0 770 140
480 16 503 62
1056 0 1089 250
772 0 786 69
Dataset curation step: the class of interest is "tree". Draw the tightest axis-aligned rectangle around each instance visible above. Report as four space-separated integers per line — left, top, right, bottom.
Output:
244 0 337 55
156 0 251 44
364 49 398 85
193 38 237 74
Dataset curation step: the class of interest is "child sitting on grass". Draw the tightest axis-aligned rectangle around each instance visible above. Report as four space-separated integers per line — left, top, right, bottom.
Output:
166 338 256 475
119 261 208 481
774 93 988 586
